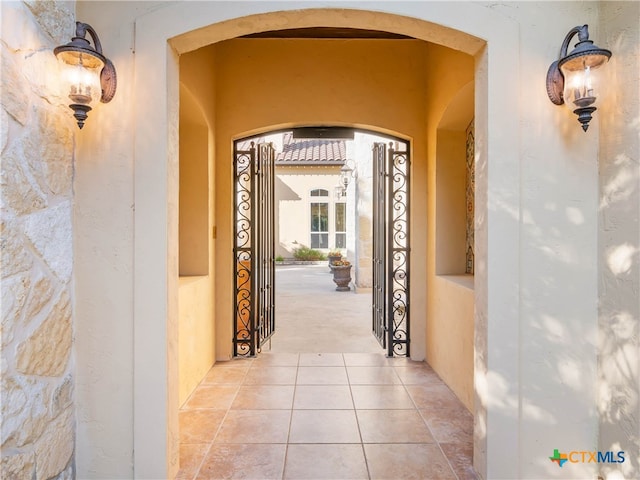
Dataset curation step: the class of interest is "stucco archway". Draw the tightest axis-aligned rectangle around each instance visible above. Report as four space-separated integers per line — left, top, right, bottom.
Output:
125 5 519 478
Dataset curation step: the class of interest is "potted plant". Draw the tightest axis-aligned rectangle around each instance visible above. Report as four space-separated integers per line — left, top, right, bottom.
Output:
331 259 352 291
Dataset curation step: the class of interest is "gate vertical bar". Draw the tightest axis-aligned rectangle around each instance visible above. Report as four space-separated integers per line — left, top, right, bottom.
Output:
268 143 275 343
257 143 276 349
255 143 263 351
387 144 410 356
234 142 256 356
372 143 387 349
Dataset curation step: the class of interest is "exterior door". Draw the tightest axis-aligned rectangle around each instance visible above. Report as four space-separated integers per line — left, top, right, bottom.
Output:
233 141 276 356
372 142 411 356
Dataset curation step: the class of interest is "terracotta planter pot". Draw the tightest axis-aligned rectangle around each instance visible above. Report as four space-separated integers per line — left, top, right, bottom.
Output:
331 264 352 291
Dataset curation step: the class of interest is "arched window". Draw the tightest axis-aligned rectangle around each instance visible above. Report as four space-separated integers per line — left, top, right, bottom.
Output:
310 188 329 197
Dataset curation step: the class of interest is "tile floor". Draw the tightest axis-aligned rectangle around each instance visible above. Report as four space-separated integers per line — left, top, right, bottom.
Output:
176 352 477 480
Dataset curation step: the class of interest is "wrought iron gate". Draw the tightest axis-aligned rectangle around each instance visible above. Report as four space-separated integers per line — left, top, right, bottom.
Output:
233 141 276 357
372 142 410 356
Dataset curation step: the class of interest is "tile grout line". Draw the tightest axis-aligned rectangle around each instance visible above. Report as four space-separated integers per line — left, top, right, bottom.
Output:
399 368 461 480
185 361 250 480
281 353 300 480
344 354 373 480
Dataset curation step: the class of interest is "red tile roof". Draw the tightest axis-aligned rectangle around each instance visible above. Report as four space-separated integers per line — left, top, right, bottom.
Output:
276 132 346 165
236 132 347 166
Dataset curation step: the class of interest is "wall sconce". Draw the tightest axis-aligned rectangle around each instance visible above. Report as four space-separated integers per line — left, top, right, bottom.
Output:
336 160 356 198
546 24 611 132
54 21 117 129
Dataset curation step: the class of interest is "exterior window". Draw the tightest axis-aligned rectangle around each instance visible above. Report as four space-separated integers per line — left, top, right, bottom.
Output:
310 189 329 197
310 202 329 248
335 202 346 248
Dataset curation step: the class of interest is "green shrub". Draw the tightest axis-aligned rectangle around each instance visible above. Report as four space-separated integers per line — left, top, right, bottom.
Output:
293 246 326 261
275 255 284 262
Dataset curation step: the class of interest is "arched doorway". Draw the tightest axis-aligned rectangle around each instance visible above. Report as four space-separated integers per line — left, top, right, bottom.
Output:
125 5 520 478
231 128 411 358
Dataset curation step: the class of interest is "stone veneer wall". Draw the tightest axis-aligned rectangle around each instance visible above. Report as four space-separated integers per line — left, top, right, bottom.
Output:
1 2 76 479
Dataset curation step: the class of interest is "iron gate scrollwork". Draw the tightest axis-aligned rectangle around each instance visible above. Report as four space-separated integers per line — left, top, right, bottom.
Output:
372 142 410 357
233 141 276 357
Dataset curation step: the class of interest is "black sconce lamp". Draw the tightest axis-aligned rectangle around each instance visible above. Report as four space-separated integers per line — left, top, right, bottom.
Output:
54 22 117 129
546 25 611 132
336 161 356 198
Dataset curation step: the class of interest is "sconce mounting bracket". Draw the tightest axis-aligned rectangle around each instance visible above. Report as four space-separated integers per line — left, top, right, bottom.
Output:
101 58 117 103
546 60 564 105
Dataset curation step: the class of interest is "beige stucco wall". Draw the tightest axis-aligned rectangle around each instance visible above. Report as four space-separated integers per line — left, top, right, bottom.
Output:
179 103 209 276
1 2 76 478
64 2 638 479
427 106 475 411
178 276 215 406
177 80 216 407
430 277 475 410
597 2 640 479
275 166 342 258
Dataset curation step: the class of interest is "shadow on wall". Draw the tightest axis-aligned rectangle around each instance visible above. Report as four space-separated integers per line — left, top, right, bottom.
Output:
276 176 301 201
598 149 639 480
473 112 630 478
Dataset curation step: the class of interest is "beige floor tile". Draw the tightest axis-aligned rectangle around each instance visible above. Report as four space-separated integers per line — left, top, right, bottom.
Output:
243 366 298 385
215 410 291 444
299 352 345 366
202 365 250 385
424 417 473 444
296 366 348 385
175 443 209 480
253 352 300 366
356 409 435 443
184 385 239 410
231 385 295 410
405 384 461 410
179 409 227 443
393 365 441 386
347 366 401 385
289 410 361 443
350 385 415 409
197 443 286 480
440 442 478 480
343 353 391 366
420 403 473 444
293 385 354 409
284 444 369 480
365 443 456 479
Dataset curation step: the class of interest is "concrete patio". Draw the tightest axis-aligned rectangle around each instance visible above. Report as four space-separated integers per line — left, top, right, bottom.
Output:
265 264 382 354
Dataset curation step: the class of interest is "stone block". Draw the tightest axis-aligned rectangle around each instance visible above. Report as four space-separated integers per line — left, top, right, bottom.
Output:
1 451 35 479
24 270 56 323
1 45 30 125
1 108 8 152
1 375 49 448
51 375 73 418
24 1 75 44
1 219 34 278
24 108 73 196
1 142 48 215
16 291 71 377
1 272 31 347
23 202 72 281
53 462 74 480
34 407 74 480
